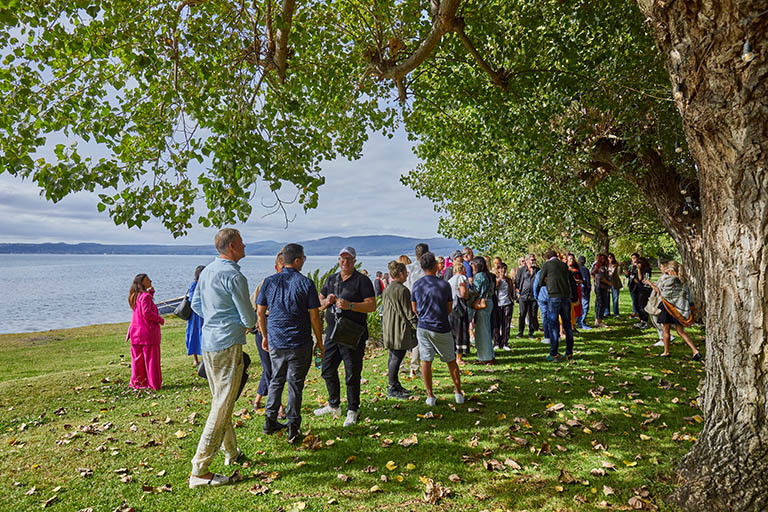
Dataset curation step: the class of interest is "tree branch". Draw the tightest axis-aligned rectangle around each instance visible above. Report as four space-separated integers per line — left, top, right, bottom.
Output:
453 20 508 92
273 0 296 82
371 0 461 94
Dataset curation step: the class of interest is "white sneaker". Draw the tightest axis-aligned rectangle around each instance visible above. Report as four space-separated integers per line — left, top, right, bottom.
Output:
189 472 239 489
314 404 341 417
425 396 437 407
343 410 358 427
654 340 665 347
503 346 512 351
541 338 550 344
454 393 465 404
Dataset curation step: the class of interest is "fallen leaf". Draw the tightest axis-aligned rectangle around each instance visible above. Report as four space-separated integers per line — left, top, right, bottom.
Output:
345 455 356 464
623 460 638 467
559 469 577 484
369 485 382 493
554 485 565 492
337 473 351 482
504 458 522 470
42 495 58 508
590 468 606 476
394 475 404 482
174 430 187 439
405 463 416 471
602 461 617 470
399 434 418 448
385 460 397 471
157 470 166 477
448 474 461 483
25 486 37 496
603 485 615 496
249 484 269 495
78 468 93 477
362 465 377 473
423 478 452 504
186 412 198 424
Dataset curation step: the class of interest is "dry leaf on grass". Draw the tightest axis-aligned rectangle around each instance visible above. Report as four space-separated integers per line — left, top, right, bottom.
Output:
448 474 461 483
42 495 58 508
603 485 615 496
174 430 187 439
337 473 351 482
423 478 452 505
399 434 418 448
385 460 397 471
249 484 269 495
559 469 577 484
77 468 93 477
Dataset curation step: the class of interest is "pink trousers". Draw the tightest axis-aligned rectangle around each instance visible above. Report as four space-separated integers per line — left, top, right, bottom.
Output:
130 343 162 390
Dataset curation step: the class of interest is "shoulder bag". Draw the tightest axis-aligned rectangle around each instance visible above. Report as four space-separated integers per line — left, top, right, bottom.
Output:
327 274 365 348
644 290 662 316
174 294 193 320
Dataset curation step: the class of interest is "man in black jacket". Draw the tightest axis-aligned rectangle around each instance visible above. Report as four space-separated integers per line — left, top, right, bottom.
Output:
577 256 592 330
515 254 540 337
537 250 575 361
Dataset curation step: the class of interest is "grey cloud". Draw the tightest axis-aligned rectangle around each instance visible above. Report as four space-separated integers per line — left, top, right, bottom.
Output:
0 129 442 244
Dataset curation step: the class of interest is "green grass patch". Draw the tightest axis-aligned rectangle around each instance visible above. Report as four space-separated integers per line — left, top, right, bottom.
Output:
0 300 705 511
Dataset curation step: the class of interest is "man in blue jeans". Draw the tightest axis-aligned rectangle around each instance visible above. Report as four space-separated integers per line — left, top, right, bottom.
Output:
537 250 575 361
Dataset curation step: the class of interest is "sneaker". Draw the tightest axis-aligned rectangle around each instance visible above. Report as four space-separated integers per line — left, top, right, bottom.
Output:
343 410 358 427
287 424 300 444
425 396 437 407
189 472 237 489
579 324 592 331
503 346 512 351
639 322 649 330
541 338 550 344
313 404 341 417
545 354 561 362
454 393 465 404
654 340 665 347
633 322 645 329
263 417 288 435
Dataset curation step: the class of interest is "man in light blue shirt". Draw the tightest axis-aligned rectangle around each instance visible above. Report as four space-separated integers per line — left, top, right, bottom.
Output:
189 228 255 488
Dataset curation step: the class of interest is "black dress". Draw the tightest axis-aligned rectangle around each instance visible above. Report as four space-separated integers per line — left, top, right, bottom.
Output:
657 301 681 325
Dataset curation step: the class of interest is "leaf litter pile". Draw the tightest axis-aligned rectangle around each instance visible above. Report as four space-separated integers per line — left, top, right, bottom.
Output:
0 316 706 510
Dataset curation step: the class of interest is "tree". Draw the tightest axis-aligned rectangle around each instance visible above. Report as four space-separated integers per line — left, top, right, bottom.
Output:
636 1 768 509
0 0 396 235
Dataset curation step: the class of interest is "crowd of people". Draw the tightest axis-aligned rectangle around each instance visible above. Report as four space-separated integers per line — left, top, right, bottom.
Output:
124 230 702 488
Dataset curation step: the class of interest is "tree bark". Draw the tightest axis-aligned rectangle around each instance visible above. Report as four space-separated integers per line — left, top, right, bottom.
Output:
637 0 768 510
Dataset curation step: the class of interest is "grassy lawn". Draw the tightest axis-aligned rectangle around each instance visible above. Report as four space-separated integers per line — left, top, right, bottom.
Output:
0 296 705 511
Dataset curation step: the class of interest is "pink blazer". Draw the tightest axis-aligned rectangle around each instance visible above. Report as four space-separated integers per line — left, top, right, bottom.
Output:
126 291 164 345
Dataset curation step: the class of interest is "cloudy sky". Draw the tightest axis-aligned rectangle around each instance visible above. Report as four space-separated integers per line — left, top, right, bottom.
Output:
0 129 445 245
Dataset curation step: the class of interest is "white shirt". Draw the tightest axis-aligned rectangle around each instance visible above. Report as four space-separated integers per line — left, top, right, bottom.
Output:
496 278 512 306
405 261 425 291
448 274 468 304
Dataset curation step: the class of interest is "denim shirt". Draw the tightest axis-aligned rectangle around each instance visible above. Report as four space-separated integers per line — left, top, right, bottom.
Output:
191 257 255 352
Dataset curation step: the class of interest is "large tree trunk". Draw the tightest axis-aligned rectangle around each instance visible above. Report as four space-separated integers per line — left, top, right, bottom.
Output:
638 0 768 510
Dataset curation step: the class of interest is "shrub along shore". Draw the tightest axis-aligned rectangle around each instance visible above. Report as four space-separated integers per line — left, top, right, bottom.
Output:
0 307 704 511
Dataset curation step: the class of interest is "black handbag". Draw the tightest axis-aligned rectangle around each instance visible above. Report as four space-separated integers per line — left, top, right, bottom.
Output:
174 294 193 320
329 310 365 348
327 274 365 348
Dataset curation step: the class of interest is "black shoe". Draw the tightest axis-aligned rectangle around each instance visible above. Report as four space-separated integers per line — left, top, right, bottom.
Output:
692 353 703 362
387 388 410 399
287 424 300 444
263 417 288 435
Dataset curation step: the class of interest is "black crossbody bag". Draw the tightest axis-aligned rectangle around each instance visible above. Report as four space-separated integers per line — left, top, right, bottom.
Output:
174 293 193 320
328 274 365 348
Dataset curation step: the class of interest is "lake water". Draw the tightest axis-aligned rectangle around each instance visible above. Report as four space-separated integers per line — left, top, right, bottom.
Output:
0 254 398 334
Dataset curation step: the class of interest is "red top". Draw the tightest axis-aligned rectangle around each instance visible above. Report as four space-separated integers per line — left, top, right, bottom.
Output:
126 290 164 345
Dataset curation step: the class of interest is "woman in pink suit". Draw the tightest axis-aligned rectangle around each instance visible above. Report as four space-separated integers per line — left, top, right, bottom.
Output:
127 274 164 390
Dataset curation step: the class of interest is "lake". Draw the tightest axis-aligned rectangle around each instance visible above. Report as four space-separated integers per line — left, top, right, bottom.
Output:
0 254 399 334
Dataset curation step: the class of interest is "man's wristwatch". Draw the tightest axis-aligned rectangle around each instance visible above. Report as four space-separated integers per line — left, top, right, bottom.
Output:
349 302 355 310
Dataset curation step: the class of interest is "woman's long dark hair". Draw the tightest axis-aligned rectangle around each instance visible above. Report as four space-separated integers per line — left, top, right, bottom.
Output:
128 273 149 310
470 256 492 283
194 265 206 282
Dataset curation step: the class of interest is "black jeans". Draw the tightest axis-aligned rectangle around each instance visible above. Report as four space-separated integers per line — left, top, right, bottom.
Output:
267 344 312 427
595 288 610 321
518 299 539 335
321 339 366 412
632 287 651 322
493 303 514 348
387 349 407 390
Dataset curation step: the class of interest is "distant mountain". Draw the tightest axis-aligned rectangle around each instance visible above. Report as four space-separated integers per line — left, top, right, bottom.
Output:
0 235 461 256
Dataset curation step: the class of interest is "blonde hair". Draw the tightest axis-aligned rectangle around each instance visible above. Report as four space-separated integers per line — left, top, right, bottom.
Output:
397 254 411 265
665 260 686 283
388 260 406 279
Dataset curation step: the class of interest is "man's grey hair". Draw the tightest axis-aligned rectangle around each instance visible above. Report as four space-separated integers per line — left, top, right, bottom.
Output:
282 243 304 265
214 228 241 254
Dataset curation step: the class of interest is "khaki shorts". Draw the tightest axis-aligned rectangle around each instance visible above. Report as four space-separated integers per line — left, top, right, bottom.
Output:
416 328 456 363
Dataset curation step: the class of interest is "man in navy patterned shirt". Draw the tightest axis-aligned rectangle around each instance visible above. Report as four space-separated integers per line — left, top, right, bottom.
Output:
256 243 324 443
